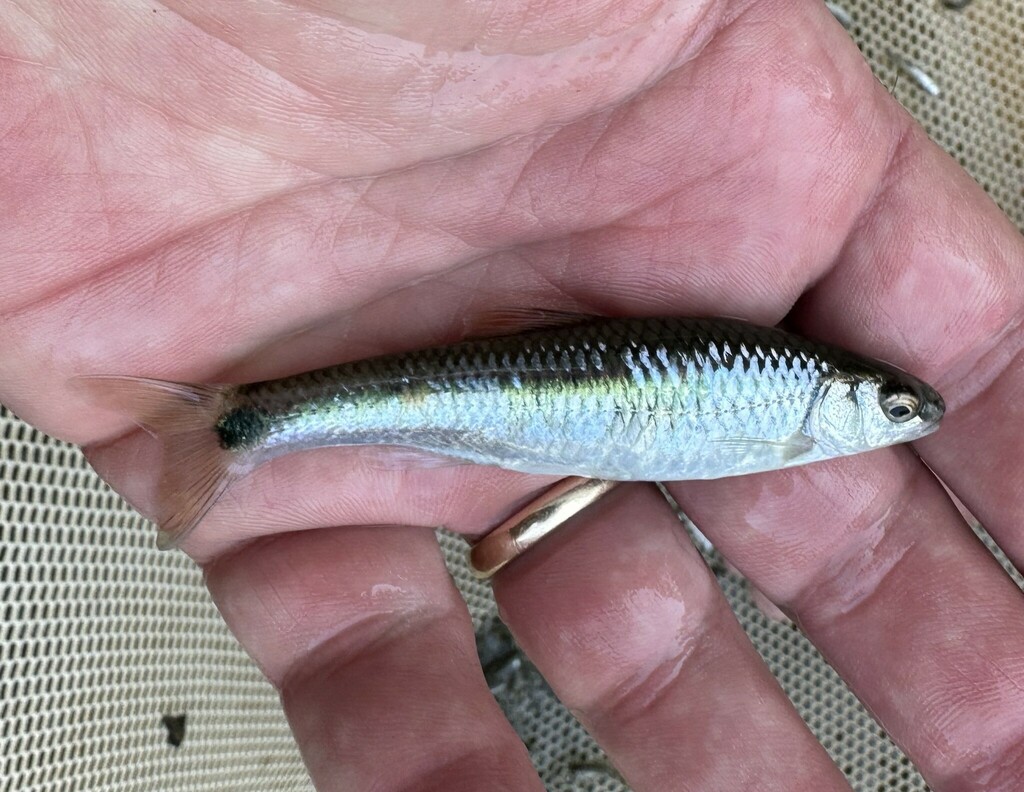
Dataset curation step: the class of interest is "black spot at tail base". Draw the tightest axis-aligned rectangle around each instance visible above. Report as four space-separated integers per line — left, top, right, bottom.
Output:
215 406 272 450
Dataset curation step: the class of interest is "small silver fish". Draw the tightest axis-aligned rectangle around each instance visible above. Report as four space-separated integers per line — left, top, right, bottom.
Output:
888 50 942 97
79 317 944 548
824 1 854 30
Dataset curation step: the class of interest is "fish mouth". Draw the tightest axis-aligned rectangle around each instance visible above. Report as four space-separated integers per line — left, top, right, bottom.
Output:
918 386 946 425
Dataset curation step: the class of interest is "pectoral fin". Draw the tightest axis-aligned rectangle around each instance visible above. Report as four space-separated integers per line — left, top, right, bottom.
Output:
710 430 815 464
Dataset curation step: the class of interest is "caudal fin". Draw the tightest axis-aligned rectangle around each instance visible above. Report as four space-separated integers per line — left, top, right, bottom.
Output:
74 375 238 550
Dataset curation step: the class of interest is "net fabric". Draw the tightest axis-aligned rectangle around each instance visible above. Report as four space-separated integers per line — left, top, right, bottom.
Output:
2 1 1022 790
843 0 1023 227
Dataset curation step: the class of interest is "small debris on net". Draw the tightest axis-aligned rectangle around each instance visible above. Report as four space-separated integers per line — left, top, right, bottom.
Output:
887 50 942 97
161 713 187 748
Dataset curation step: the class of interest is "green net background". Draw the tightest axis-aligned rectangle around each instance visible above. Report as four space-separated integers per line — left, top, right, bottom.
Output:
2 1 1022 790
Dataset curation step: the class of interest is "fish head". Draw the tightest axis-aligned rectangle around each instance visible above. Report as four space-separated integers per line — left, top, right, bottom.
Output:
808 360 944 457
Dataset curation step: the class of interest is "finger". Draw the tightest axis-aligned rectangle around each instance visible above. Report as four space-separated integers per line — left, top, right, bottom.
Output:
204 524 543 792
792 117 1024 568
494 484 852 792
668 449 1024 792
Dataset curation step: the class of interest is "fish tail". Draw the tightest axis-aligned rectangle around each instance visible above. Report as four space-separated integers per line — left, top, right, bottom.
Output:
74 375 239 550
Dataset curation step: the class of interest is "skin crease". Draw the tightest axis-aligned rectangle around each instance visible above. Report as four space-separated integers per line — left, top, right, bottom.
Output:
1 0 1023 789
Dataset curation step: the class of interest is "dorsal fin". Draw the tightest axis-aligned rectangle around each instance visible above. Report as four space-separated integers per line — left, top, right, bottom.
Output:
463 307 602 339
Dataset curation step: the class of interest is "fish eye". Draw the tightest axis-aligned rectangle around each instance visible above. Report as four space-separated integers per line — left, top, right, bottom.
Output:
879 387 921 423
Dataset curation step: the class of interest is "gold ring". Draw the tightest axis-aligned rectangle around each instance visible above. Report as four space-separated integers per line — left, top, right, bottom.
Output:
469 477 619 580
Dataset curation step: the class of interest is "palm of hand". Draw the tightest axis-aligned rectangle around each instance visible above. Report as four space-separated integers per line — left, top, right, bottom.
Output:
2 2 1023 790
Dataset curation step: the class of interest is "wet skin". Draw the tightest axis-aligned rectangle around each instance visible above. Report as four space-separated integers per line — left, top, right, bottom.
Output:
2 1 1023 790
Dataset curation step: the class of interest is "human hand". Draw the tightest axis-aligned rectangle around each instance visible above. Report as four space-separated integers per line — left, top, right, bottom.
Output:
2 1 1022 790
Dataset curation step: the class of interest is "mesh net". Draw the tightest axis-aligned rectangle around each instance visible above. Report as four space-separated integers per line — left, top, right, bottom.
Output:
0 412 312 792
2 2 1022 790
